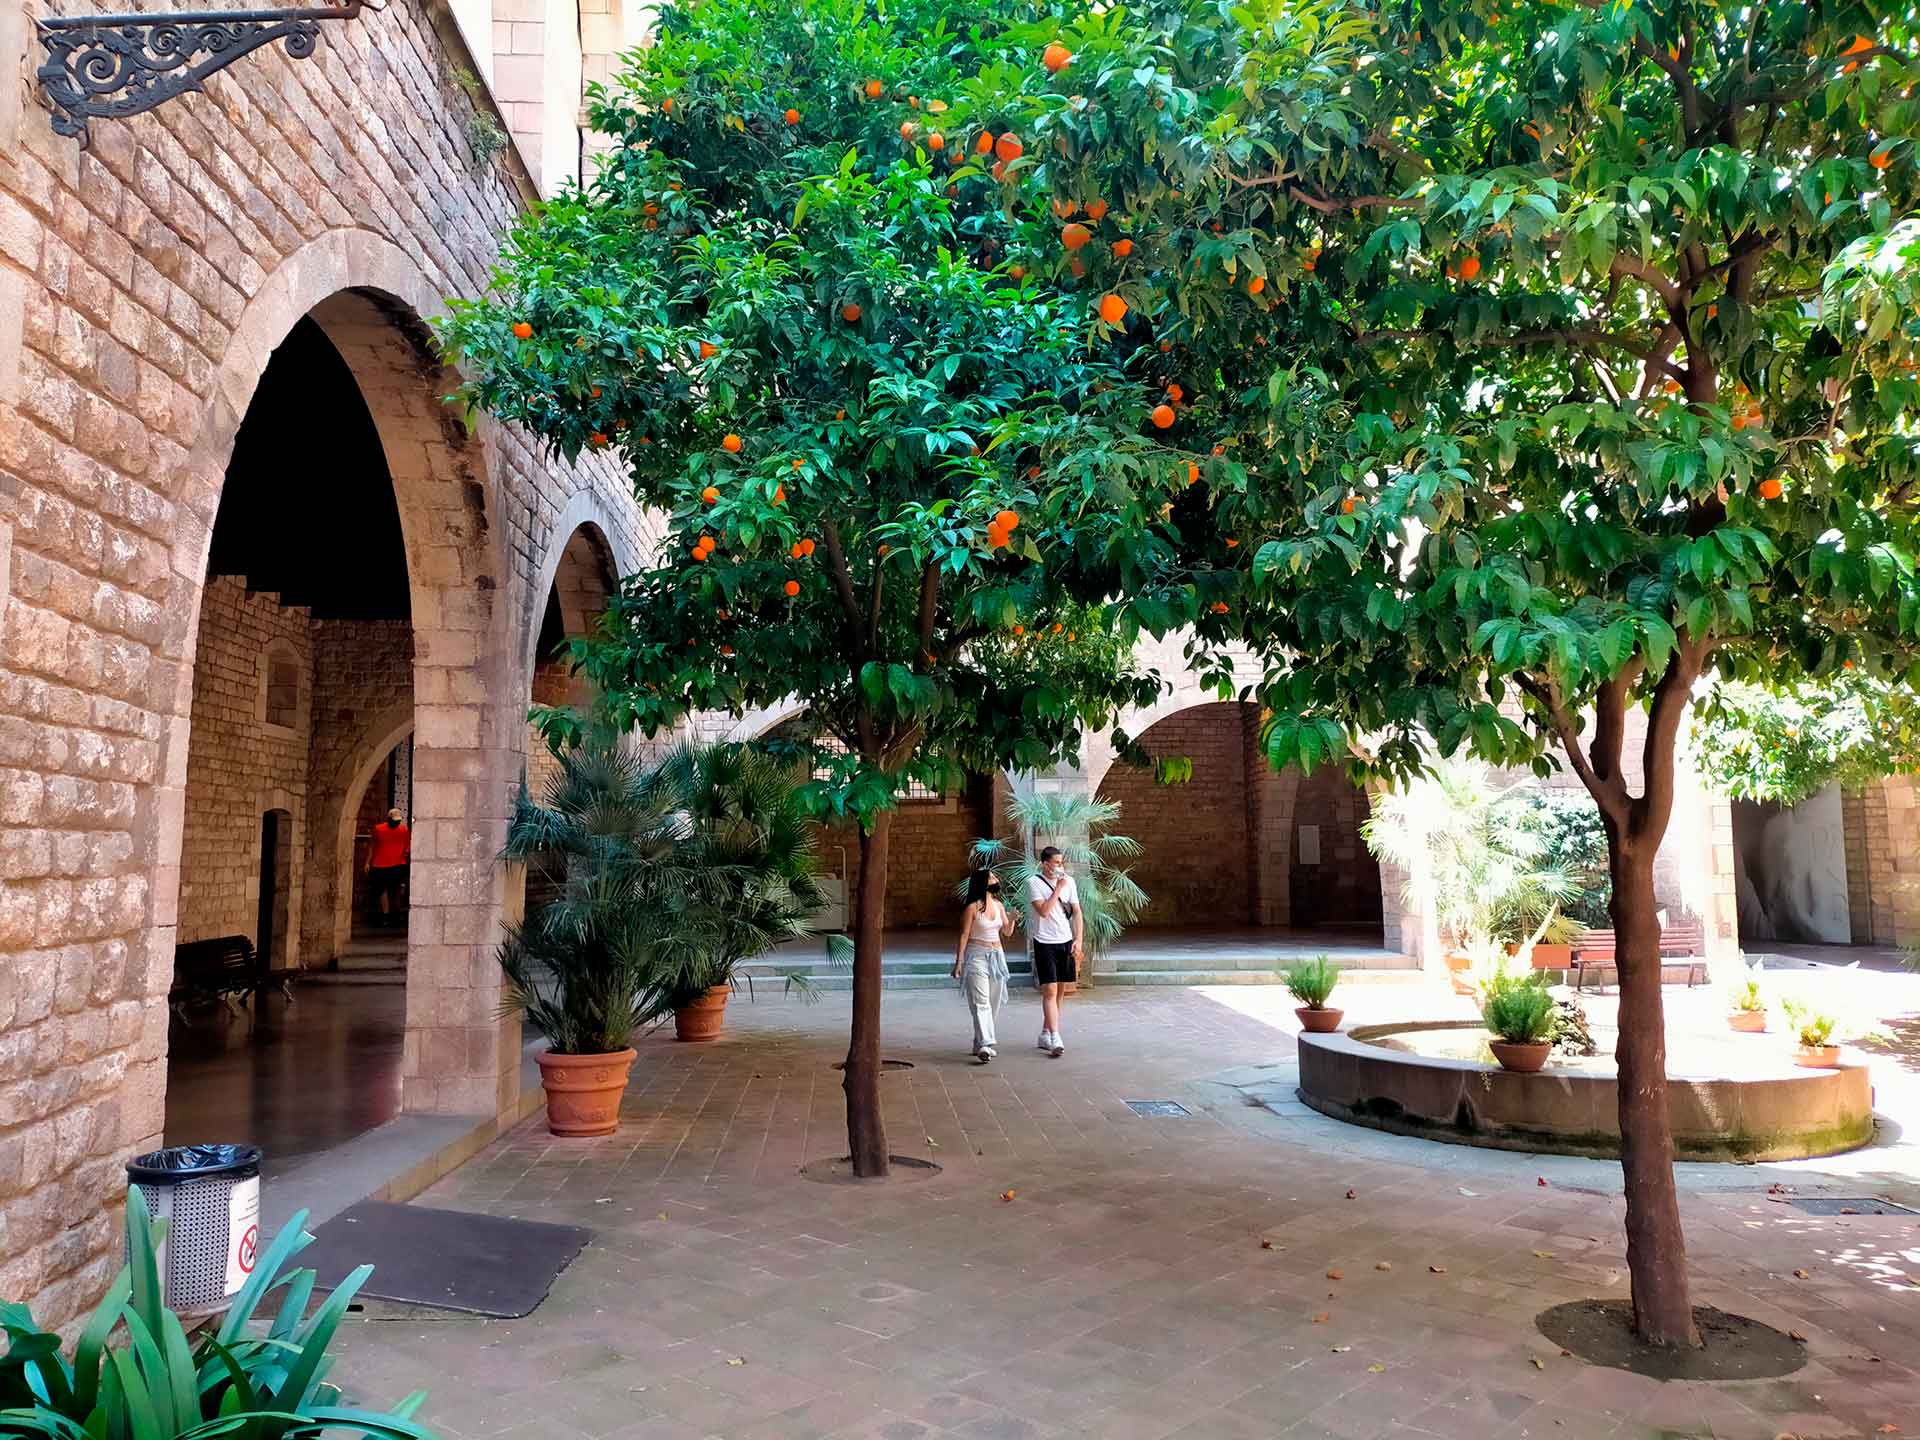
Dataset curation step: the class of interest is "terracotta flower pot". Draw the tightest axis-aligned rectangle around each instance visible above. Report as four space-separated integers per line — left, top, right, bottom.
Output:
535 1047 636 1137
1726 1009 1767 1033
673 984 731 1043
1516 942 1572 971
1444 952 1475 996
1296 1006 1344 1033
1488 1039 1552 1073
1793 1044 1842 1068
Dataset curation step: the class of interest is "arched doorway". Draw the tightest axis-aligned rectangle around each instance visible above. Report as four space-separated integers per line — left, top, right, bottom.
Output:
1092 700 1384 942
158 270 516 1153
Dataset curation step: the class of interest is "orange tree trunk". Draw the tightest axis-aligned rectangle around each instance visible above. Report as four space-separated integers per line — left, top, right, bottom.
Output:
1608 838 1700 1347
844 809 891 1177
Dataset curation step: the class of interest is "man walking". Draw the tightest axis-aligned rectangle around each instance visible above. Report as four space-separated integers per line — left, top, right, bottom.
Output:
1026 846 1084 1057
366 807 411 929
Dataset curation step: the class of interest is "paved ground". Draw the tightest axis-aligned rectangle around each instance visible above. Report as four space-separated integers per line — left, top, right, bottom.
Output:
326 980 1920 1440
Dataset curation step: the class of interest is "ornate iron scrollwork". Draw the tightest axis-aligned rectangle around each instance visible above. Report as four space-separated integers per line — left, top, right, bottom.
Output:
36 3 367 146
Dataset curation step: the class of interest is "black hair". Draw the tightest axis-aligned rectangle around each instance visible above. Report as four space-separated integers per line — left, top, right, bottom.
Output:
1038 845 1063 862
965 868 993 906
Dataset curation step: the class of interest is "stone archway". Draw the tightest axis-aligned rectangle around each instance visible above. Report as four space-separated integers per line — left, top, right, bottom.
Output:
148 231 525 1122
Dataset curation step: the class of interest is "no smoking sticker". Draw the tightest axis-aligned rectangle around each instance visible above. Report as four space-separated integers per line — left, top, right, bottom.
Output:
225 1177 261 1294
236 1224 259 1275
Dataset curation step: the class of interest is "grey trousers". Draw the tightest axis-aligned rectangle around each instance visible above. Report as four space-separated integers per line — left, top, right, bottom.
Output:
960 947 1007 1053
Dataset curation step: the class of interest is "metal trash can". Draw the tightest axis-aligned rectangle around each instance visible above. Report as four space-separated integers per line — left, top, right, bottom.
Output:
126 1144 263 1314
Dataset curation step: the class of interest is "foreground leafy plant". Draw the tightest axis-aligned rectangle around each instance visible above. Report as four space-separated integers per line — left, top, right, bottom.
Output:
1483 985 1556 1047
1 1188 433 1439
1782 998 1839 1048
1283 955 1340 1009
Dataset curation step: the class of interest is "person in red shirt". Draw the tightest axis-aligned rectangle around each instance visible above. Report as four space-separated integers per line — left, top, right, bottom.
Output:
366 807 410 927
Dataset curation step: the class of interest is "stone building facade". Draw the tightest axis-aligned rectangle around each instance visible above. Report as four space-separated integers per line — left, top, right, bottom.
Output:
0 0 653 1328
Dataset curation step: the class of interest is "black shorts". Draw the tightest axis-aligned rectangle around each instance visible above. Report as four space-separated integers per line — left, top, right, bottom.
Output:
1031 940 1076 986
368 865 406 903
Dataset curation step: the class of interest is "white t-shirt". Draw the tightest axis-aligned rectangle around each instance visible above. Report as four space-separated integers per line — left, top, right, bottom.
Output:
1027 874 1079 945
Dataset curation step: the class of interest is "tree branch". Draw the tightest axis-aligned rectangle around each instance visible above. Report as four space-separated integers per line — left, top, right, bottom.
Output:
916 561 940 665
1287 185 1416 214
1514 673 1630 823
1633 633 1714 843
1357 325 1688 383
819 522 869 664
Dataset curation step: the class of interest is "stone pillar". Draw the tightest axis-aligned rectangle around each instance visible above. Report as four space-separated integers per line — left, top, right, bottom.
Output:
1847 774 1920 949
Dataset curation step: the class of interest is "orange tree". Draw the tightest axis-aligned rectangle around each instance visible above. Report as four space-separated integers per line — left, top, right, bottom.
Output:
436 0 1213 1176
983 0 1920 1345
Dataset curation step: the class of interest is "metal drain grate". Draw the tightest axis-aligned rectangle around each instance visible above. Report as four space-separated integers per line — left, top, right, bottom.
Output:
1789 1196 1920 1216
1125 1099 1191 1117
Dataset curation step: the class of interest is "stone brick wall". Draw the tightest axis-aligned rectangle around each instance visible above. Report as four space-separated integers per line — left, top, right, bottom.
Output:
0 0 649 1328
817 781 995 931
176 576 312 950
1097 702 1259 928
1289 763 1381 927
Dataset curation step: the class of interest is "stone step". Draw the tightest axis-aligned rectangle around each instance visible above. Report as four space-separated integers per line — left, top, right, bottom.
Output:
1109 954 1417 973
1099 967 1426 987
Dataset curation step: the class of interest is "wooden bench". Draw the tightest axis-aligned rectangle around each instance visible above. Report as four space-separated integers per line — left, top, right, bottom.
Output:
1570 921 1707 993
170 935 295 1021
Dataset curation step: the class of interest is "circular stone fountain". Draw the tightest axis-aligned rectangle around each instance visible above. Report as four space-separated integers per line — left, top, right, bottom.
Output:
1295 1020 1874 1161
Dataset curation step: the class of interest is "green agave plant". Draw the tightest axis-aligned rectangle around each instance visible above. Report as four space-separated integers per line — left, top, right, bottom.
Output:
0 1187 434 1440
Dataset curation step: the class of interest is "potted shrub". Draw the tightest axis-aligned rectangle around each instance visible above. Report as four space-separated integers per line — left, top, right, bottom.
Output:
1782 998 1842 1067
1727 965 1768 1033
1482 977 1556 1072
1284 954 1344 1032
499 736 687 1134
640 742 835 1040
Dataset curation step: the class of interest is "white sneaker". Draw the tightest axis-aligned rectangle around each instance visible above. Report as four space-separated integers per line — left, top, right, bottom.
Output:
1049 1033 1065 1057
1038 1030 1054 1052
976 1047 994 1064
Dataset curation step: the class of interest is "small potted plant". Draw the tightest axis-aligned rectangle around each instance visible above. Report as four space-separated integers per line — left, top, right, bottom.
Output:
1782 997 1842 1067
1284 955 1344 1032
1727 966 1767 1033
1482 980 1556 1072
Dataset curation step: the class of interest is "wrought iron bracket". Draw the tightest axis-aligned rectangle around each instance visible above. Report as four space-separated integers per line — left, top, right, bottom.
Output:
36 2 367 146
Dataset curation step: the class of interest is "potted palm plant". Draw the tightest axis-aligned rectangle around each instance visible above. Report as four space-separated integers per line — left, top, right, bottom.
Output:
1284 954 1343 1032
1782 998 1842 1067
968 791 1149 991
1481 974 1556 1072
1727 965 1768 1033
500 736 694 1134
640 742 835 1040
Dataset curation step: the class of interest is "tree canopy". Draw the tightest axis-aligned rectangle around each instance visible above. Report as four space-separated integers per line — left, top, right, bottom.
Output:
1691 674 1920 803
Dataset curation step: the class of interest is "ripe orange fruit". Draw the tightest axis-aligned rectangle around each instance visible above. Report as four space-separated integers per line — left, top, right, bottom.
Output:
785 108 800 125
590 432 608 447
700 340 718 359
1112 238 1134 258
1069 257 1086 278
865 79 883 98
1843 34 1873 57
929 131 945 150
643 202 658 216
1211 602 1229 614
784 579 801 597
1098 294 1128 325
995 509 1019 531
900 120 915 141
1052 197 1077 218
1225 538 1239 548
1212 444 1225 455
975 131 995 155
995 133 1023 162
719 643 734 656
1150 403 1176 429
1053 623 1063 633
791 542 804 558
1061 223 1091 251
774 485 787 504
722 433 742 453
1247 275 1266 295
801 538 816 557
590 386 602 399
1043 42 1072 73
986 524 1007 548
1187 462 1199 484
1458 254 1482 281
1085 199 1108 222
1165 383 1183 402
511 321 533 340
1872 145 1895 169
878 543 891 556
1341 495 1356 514
842 301 862 322
698 534 715 550
701 486 719 504
662 97 674 112
835 408 846 420
1758 477 1783 499
992 161 1007 182
1009 264 1027 281
1012 624 1025 636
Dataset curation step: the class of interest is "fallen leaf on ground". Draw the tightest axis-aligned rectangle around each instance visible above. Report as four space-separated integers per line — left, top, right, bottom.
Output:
1375 1262 1392 1272
1313 1312 1330 1323
1531 1358 1545 1369
1346 1189 1358 1199
725 1357 745 1367
595 1197 612 1204
1559 1348 1572 1357
1457 1186 1478 1197
1789 1330 1808 1343
1327 1269 1344 1280
1876 1426 1898 1434
1367 1363 1385 1373
1793 1268 1811 1279
1538 1177 1549 1187
1533 1250 1556 1259
1429 1265 1448 1274
657 1213 669 1221
926 1137 939 1148
1000 1189 1016 1202
1331 1345 1352 1353
1260 1239 1274 1250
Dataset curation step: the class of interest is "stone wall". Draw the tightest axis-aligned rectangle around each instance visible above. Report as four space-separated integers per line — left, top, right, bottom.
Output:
176 576 312 951
1289 763 1381 927
817 780 995 931
0 1 648 1328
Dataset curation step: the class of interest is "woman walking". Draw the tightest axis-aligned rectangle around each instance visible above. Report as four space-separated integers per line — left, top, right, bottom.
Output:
952 868 1015 1063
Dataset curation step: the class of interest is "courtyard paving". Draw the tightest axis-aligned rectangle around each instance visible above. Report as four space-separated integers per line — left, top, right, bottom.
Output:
328 980 1920 1440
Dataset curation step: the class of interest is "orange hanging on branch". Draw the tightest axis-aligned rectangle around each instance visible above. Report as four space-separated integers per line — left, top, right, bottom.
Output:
1098 294 1128 325
1043 42 1072 73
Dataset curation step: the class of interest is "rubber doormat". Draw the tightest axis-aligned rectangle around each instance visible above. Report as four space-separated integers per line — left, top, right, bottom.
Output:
303 1201 591 1318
